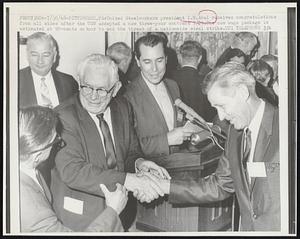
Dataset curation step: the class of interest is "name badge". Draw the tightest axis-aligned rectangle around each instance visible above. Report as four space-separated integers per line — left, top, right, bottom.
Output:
247 162 267 178
63 197 83 215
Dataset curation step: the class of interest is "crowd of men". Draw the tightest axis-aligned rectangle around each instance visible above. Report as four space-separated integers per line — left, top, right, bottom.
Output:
18 31 280 232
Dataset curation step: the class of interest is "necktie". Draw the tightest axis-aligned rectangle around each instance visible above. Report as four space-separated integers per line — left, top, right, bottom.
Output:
35 169 52 204
242 128 252 184
96 113 117 169
40 77 53 108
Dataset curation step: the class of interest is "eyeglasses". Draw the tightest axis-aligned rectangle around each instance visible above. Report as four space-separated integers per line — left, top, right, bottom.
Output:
80 83 117 97
30 135 65 154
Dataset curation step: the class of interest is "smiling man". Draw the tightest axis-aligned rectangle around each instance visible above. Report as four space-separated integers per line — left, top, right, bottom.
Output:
124 33 194 158
50 54 168 231
19 32 78 108
156 62 280 231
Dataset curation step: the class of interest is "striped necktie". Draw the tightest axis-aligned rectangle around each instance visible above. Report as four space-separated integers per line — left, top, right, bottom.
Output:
96 113 117 169
40 77 53 108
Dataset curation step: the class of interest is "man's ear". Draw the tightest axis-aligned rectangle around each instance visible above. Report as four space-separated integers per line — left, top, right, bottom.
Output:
197 55 202 65
112 81 122 97
237 84 250 101
135 56 141 68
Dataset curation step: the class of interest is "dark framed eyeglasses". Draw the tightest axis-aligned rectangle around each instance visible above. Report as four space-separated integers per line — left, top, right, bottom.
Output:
80 83 117 97
30 135 65 154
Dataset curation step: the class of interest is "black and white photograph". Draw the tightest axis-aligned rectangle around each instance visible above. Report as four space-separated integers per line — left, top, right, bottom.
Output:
3 2 297 236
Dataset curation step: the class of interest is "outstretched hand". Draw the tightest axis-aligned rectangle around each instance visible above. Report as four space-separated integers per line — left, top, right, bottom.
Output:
100 183 128 215
136 158 171 180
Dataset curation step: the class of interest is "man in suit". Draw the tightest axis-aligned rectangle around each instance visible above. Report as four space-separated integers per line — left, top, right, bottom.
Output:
155 62 280 231
106 42 132 95
50 54 169 231
19 106 127 232
124 33 195 158
19 32 78 108
172 40 216 122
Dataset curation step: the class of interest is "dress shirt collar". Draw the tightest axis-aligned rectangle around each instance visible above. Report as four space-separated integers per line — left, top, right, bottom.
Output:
248 99 265 134
181 64 198 70
31 70 52 82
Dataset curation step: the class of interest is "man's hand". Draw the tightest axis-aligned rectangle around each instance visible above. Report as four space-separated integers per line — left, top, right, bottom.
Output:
124 173 164 203
133 172 171 201
167 127 194 146
135 158 171 179
100 183 128 215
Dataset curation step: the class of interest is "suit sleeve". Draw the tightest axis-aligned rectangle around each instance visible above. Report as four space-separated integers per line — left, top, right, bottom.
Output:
20 182 73 232
86 207 123 232
123 99 144 173
169 154 235 204
55 109 126 196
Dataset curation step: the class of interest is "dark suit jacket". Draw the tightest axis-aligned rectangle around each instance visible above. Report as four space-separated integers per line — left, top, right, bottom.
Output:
171 66 216 122
50 94 141 231
19 66 78 108
20 171 123 232
169 102 280 231
124 74 181 158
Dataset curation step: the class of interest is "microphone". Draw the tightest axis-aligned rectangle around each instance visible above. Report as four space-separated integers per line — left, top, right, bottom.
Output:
190 125 222 145
174 99 207 126
174 98 226 140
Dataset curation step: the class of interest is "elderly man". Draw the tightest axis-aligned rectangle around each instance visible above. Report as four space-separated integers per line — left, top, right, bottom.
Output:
171 40 216 122
106 42 132 95
217 32 260 67
124 33 195 158
156 62 280 231
19 32 78 108
50 54 168 231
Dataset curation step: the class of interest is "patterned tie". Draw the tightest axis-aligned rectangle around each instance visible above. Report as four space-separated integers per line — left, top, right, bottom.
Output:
40 77 53 108
35 169 52 204
242 128 252 184
96 113 117 169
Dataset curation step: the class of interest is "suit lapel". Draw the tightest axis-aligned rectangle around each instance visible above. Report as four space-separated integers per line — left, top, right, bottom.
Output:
250 102 275 193
226 126 251 201
22 67 38 106
164 79 178 128
109 99 124 171
52 70 63 102
137 75 169 132
75 95 106 166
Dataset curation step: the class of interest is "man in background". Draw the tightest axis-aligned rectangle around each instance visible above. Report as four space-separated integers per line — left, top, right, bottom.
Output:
217 32 260 67
260 54 279 96
19 32 78 108
124 34 195 158
106 42 132 95
172 40 216 122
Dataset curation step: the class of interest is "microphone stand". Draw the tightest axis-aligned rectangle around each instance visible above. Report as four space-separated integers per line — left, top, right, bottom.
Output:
186 115 226 140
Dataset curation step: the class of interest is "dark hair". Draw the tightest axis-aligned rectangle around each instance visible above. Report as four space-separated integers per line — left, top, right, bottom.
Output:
134 33 167 60
19 106 57 160
179 40 202 59
215 48 246 68
247 59 274 87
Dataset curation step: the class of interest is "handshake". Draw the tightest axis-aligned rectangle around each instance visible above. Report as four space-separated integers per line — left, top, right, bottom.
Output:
124 158 171 203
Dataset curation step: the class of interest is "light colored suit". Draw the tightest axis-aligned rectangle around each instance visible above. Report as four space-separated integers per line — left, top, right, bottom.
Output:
124 74 181 158
20 171 123 232
169 102 280 231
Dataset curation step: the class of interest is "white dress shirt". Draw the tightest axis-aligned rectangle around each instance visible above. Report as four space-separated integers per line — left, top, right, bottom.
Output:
142 74 174 131
88 107 116 155
31 70 59 107
246 100 265 164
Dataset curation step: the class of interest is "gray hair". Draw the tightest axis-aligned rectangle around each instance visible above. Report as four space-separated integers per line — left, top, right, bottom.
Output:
106 42 132 64
77 53 119 84
202 61 256 95
26 32 57 52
